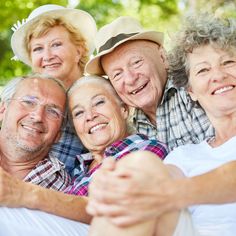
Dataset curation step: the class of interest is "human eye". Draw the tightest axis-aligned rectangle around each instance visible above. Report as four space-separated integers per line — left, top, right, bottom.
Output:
132 58 143 68
93 97 105 107
46 106 62 119
32 46 43 53
222 59 236 66
72 110 84 119
20 96 37 108
196 67 209 75
52 41 62 48
112 71 122 81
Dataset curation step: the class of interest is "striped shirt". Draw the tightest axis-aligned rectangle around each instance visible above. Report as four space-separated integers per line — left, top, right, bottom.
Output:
24 154 71 191
133 79 215 151
65 133 167 196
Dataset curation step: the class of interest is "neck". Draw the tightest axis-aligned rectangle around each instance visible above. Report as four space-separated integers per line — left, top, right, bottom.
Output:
142 107 157 126
0 156 44 179
90 151 104 164
0 140 48 179
208 114 236 147
64 69 83 89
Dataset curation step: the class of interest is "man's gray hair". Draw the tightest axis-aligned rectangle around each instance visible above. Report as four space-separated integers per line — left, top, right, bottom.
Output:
168 14 236 88
1 73 66 102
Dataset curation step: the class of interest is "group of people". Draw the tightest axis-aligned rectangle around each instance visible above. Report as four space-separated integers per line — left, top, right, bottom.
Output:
0 3 236 236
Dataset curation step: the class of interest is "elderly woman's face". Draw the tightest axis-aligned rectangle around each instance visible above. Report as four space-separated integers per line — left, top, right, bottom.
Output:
69 83 128 153
30 26 82 88
188 44 236 117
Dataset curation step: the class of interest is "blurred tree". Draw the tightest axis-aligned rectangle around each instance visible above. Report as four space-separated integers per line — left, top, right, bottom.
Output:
0 0 235 84
182 0 236 17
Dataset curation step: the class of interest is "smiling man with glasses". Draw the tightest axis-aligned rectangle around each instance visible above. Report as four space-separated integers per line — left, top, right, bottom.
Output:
0 73 70 189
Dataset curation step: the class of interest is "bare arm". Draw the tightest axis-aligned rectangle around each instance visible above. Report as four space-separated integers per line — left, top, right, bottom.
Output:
175 161 236 208
87 158 236 226
0 167 91 224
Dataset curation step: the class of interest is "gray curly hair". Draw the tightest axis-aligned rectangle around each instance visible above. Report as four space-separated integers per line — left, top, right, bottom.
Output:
168 14 236 88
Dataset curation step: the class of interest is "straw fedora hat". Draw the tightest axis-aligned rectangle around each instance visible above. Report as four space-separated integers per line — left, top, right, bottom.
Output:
11 4 97 66
85 16 163 75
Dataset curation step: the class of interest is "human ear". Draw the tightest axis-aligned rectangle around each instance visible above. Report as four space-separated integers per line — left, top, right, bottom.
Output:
75 46 83 63
0 102 7 122
187 86 198 102
121 103 129 120
54 131 61 144
159 46 169 70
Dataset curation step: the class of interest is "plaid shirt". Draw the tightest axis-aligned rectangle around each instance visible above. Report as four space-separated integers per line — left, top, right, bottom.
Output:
133 79 215 151
50 121 86 177
65 133 167 196
24 154 71 191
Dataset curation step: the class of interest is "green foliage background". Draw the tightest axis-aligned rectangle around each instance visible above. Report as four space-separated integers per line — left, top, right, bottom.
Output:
0 0 235 85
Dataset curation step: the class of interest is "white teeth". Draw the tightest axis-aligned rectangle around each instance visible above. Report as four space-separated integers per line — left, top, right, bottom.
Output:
131 84 146 95
44 63 60 69
214 86 233 95
90 124 107 133
22 125 40 133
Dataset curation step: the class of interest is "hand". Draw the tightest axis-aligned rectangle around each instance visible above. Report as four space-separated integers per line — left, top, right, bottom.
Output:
87 159 179 227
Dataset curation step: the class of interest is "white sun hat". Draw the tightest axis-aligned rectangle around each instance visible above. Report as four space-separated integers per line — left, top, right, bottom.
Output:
11 4 97 66
85 16 163 75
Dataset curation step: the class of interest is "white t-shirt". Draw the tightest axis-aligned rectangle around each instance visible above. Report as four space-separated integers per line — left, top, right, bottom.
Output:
164 136 236 236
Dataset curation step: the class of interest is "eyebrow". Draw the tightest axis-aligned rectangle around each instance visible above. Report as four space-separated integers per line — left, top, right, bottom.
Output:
71 94 104 112
22 95 63 109
31 38 62 46
71 104 81 112
192 61 209 69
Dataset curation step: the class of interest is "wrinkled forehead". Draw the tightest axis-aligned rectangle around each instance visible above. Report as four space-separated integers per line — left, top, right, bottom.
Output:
14 78 66 104
101 39 159 70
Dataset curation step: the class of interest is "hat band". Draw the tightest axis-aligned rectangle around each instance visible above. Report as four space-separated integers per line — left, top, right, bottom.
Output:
98 32 138 53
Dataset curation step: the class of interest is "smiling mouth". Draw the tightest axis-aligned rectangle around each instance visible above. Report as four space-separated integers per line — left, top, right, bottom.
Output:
130 83 148 95
21 124 44 134
43 63 60 69
212 86 234 95
89 123 107 134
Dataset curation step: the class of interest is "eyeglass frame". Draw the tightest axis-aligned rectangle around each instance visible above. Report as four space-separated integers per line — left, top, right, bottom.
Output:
7 95 65 120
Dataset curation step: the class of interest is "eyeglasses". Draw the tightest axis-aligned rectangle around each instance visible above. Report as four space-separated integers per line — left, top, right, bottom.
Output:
8 95 65 120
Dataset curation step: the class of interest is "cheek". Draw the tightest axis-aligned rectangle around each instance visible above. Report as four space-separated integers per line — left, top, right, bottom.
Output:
73 120 85 137
31 55 41 67
110 80 123 93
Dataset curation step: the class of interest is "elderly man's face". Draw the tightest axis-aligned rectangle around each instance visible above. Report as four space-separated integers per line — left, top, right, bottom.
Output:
188 44 236 117
101 40 168 113
69 82 128 153
0 78 66 156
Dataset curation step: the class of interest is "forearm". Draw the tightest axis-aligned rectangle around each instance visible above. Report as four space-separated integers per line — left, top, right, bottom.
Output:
175 161 236 208
18 182 92 224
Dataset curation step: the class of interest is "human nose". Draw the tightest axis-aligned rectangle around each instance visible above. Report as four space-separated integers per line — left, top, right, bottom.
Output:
29 105 45 121
43 47 54 62
85 108 97 122
211 66 227 82
124 68 138 85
